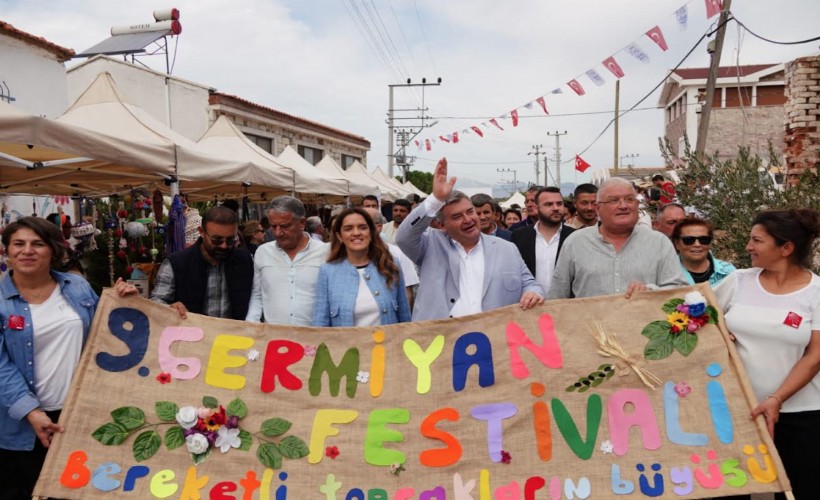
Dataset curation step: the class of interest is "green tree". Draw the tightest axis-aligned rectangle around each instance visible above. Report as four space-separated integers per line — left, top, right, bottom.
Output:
660 138 820 272
398 170 432 194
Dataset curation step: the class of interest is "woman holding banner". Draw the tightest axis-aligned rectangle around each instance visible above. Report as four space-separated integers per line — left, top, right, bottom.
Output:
312 208 410 327
715 208 820 500
0 217 137 499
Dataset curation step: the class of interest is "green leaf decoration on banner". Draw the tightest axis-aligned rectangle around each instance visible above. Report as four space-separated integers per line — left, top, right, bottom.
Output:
261 418 292 437
110 406 145 431
92 422 130 446
642 320 672 340
133 430 161 462
673 331 699 356
237 430 253 451
706 305 719 324
278 435 309 459
164 426 185 451
662 298 685 314
202 396 219 409
155 401 179 422
644 332 675 360
191 448 212 466
257 443 283 469
226 398 248 419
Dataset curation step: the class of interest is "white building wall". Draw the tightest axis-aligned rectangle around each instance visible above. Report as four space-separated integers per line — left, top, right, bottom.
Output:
66 56 211 141
0 35 69 117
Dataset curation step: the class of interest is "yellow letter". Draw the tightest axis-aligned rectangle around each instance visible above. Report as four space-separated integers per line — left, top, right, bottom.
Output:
179 466 209 500
308 409 358 463
149 470 178 498
205 334 254 389
403 336 445 394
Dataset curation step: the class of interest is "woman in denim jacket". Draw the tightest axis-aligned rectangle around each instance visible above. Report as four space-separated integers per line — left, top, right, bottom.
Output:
312 208 411 327
0 217 136 499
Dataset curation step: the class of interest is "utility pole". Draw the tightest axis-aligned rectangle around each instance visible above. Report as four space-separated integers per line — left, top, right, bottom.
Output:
613 80 620 175
386 78 442 177
696 0 732 156
497 168 517 195
546 131 567 189
620 153 640 170
528 145 543 185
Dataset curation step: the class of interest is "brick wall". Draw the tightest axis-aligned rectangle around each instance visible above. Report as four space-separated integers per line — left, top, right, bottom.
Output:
706 106 786 159
784 55 820 173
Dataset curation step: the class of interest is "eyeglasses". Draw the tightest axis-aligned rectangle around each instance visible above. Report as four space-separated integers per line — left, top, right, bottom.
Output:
205 234 237 247
597 196 637 206
679 235 712 245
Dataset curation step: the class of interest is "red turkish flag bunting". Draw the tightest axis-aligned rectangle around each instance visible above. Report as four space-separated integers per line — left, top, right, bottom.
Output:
489 118 504 131
568 79 585 96
471 126 484 137
511 110 519 127
646 26 668 51
704 0 722 18
536 96 549 114
602 56 625 78
425 139 431 151
452 132 459 144
439 135 450 143
575 155 591 173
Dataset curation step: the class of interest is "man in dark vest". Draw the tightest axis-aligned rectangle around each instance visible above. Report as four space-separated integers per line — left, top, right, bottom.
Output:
151 206 253 320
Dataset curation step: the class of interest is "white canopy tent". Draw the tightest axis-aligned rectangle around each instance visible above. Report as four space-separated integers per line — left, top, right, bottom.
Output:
0 98 175 196
368 166 413 199
346 161 400 201
499 191 525 209
402 180 427 197
314 154 375 198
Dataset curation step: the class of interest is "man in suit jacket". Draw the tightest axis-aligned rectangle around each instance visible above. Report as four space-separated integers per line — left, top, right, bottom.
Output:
511 186 575 297
470 193 512 241
397 158 544 321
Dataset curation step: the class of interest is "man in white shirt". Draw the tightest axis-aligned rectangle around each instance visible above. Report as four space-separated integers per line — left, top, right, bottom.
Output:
396 157 543 321
246 196 329 325
511 187 575 296
364 207 419 309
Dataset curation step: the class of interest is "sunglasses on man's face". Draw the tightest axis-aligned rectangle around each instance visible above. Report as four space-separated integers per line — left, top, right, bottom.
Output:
679 235 712 246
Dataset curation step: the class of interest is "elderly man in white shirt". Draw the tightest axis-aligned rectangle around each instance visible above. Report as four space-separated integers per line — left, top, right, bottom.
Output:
246 196 329 326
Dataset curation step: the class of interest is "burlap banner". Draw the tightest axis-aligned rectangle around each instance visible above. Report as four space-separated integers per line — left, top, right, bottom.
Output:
36 284 789 499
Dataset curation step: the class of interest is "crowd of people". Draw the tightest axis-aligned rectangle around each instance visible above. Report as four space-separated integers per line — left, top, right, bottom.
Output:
0 156 818 498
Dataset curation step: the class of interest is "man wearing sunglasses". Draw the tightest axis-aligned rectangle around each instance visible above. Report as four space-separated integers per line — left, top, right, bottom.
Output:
151 206 254 320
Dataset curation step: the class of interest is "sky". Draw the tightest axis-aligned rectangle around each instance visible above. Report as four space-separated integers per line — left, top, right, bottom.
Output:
1 0 818 190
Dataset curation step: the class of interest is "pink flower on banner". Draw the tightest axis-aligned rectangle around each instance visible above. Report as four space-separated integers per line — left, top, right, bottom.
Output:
646 26 668 51
568 79 585 96
471 126 484 137
602 56 625 78
500 450 511 464
536 96 548 114
675 382 692 397
510 109 519 127
705 0 722 19
489 118 504 131
304 345 317 357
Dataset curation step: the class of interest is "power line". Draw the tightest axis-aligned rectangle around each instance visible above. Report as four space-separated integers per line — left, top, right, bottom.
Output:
732 16 820 45
411 0 439 75
428 104 667 121
341 0 401 83
362 0 409 78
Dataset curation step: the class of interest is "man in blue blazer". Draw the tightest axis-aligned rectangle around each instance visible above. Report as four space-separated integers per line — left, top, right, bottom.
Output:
397 158 544 321
470 193 512 241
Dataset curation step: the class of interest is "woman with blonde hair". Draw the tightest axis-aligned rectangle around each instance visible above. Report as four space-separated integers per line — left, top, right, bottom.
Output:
312 208 410 327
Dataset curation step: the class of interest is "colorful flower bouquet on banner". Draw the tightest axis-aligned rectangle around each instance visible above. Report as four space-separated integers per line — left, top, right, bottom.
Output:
92 396 308 467
642 291 718 360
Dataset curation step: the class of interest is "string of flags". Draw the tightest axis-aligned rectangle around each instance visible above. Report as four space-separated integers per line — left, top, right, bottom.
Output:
415 0 724 166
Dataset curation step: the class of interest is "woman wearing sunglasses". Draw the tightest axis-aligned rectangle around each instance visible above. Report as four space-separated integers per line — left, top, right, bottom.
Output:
714 209 820 500
671 217 736 286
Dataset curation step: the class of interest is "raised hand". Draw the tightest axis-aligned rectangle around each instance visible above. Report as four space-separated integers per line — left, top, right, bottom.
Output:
432 157 456 202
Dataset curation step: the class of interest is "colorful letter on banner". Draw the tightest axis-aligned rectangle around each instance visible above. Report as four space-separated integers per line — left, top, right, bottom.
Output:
536 97 549 114
676 6 688 30
646 26 668 51
490 118 504 131
705 0 722 19
568 79 585 96
575 155 591 173
511 110 519 127
586 69 605 87
627 43 650 64
602 57 625 79
471 126 484 137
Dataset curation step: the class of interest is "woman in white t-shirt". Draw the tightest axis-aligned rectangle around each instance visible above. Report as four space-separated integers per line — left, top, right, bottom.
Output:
714 208 820 500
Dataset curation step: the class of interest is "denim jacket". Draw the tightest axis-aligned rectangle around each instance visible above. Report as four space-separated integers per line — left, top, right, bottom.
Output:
0 271 98 450
312 260 411 327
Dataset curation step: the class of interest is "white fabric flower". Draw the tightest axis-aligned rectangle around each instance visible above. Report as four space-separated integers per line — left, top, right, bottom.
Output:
356 371 370 383
186 433 209 454
215 426 241 453
684 291 706 306
247 349 260 361
175 406 199 429
600 440 613 454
